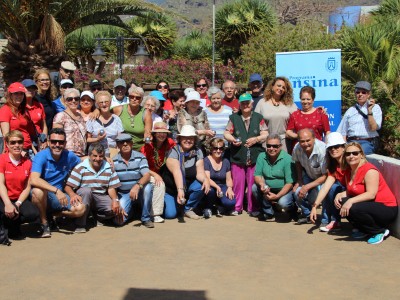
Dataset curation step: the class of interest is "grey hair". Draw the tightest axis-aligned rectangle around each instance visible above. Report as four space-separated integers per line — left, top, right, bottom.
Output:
88 142 105 155
128 86 144 96
141 95 160 110
63 88 80 98
207 86 225 99
266 134 282 143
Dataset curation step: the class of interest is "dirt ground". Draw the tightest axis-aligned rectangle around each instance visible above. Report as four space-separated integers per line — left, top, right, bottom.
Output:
1 212 400 300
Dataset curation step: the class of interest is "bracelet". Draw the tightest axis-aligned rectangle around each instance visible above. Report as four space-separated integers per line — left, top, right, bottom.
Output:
178 187 185 191
16 201 23 206
55 188 59 194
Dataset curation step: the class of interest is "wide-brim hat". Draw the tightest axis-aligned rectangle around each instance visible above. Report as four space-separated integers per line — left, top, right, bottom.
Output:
61 61 76 71
152 122 170 133
177 125 197 137
326 132 346 148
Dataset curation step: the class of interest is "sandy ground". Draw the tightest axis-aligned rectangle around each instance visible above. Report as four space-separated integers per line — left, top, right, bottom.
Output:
1 212 400 300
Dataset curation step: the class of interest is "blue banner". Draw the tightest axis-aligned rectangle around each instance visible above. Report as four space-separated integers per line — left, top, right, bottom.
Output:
276 49 342 131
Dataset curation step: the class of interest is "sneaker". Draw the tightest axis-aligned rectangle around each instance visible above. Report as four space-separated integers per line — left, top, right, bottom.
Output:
351 230 368 239
320 221 341 232
258 214 275 222
184 210 202 220
142 220 155 228
296 217 311 225
96 220 104 227
153 216 165 223
230 210 240 216
74 227 87 234
203 209 212 219
41 223 51 238
367 229 389 245
49 219 59 232
249 211 260 217
216 206 224 217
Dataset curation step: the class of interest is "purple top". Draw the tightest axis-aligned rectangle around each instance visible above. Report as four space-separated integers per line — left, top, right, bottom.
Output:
204 157 231 185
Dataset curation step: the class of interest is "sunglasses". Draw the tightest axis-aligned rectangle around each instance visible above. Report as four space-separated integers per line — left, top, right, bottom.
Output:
61 84 73 89
355 90 368 95
213 147 224 151
9 140 23 145
65 96 80 102
158 84 168 89
266 144 281 149
50 139 65 145
328 145 343 151
345 151 361 157
129 95 142 100
196 84 207 88
91 86 102 91
117 140 131 145
62 68 74 74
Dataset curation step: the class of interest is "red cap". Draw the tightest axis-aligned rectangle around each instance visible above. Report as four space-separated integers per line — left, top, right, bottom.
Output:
8 82 27 94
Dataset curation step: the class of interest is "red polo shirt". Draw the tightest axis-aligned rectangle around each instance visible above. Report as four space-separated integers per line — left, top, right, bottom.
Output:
0 153 31 200
222 97 239 110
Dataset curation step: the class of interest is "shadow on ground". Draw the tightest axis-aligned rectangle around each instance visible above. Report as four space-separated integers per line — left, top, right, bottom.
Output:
123 288 207 300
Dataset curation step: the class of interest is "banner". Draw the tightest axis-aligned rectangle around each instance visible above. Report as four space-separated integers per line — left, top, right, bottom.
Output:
276 49 341 131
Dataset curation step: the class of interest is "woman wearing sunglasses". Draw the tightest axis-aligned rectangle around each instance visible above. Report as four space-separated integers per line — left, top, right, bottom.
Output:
53 88 87 157
334 142 398 244
0 130 39 239
203 138 235 217
310 132 347 232
156 80 173 110
194 77 211 106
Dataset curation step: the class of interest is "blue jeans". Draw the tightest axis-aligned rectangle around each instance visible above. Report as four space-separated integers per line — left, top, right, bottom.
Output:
294 173 321 218
324 181 345 223
348 139 375 155
252 184 294 216
164 180 204 219
118 183 153 224
47 191 71 212
204 184 235 211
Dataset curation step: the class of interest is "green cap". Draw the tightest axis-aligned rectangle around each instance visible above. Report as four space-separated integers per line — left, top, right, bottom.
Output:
239 93 253 102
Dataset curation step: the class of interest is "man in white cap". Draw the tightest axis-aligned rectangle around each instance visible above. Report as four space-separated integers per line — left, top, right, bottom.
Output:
337 80 382 154
50 61 77 93
52 79 74 113
110 78 128 109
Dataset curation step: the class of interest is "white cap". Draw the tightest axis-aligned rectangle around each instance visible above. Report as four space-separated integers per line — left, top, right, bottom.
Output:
60 79 73 86
61 61 76 71
184 87 195 96
184 91 201 103
326 132 346 148
81 91 94 100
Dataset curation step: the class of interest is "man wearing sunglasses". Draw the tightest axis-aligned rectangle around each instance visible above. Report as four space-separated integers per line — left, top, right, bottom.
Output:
89 79 103 95
337 81 382 154
30 128 86 237
252 134 296 221
50 61 76 94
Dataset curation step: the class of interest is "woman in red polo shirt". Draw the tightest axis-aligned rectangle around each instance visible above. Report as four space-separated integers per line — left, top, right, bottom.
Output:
0 130 39 239
0 82 36 154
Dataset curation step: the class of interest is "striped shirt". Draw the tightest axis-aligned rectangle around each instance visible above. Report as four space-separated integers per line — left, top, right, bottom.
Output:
292 138 327 180
113 151 150 194
204 105 232 140
66 159 121 194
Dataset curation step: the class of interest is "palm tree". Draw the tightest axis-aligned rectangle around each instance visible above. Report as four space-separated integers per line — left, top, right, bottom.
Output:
0 0 161 83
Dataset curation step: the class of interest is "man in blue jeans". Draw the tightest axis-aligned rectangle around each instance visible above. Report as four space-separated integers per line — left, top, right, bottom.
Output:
253 134 296 221
292 129 327 224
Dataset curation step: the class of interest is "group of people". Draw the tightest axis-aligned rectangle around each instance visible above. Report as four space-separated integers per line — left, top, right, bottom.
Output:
0 60 397 246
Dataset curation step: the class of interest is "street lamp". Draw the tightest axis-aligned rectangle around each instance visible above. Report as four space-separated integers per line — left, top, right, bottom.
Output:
212 0 216 87
92 36 149 78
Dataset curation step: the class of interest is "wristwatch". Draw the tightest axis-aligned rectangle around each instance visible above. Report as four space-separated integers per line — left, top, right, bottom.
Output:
136 183 144 189
368 113 373 116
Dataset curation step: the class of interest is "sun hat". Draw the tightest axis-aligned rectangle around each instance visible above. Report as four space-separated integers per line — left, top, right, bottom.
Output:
21 79 37 88
249 73 262 83
355 81 371 91
326 132 346 148
184 91 201 103
239 93 253 102
81 91 95 100
149 90 166 101
178 125 197 137
152 122 170 133
116 133 132 142
8 82 26 94
114 78 127 88
61 61 76 71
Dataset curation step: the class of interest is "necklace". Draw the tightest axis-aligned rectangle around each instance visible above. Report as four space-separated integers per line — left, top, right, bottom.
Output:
271 99 280 107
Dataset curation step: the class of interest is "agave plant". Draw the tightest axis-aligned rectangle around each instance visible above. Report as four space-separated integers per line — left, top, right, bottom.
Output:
171 30 213 61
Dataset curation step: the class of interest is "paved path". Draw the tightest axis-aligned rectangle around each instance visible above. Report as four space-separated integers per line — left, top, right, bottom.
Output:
1 213 400 300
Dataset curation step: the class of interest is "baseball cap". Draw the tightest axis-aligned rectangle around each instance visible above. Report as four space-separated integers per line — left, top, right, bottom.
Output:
8 82 26 94
249 73 262 83
116 133 132 142
60 79 74 87
149 90 166 101
21 79 37 88
89 79 102 88
81 91 95 100
355 81 371 91
114 78 127 88
239 93 253 102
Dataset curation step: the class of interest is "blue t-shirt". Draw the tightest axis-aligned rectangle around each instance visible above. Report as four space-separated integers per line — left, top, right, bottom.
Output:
52 97 66 113
31 148 81 190
204 156 231 185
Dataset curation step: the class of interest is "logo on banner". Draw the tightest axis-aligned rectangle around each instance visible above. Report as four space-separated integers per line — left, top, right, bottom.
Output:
326 57 338 72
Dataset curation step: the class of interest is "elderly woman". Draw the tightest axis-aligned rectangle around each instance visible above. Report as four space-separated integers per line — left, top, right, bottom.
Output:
203 138 235 217
162 125 210 220
53 88 87 157
286 86 330 145
0 82 36 154
255 77 297 152
141 95 163 124
310 132 347 232
224 93 268 216
116 86 152 151
334 142 398 244
177 91 215 151
204 87 233 141
87 91 123 157
0 130 39 239
141 122 176 223
79 91 96 122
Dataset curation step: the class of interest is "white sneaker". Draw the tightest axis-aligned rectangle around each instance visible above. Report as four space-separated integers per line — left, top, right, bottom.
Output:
153 216 165 223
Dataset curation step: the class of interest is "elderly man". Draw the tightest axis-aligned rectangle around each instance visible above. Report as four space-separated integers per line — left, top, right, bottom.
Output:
337 81 382 154
248 73 264 109
292 128 327 224
65 143 124 228
112 134 153 228
50 61 76 93
252 134 295 221
31 128 85 237
110 78 128 109
222 80 239 112
89 79 103 95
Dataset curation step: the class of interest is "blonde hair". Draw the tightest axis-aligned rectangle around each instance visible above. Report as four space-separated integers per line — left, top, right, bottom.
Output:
341 142 367 169
33 68 57 100
5 130 24 144
263 76 294 106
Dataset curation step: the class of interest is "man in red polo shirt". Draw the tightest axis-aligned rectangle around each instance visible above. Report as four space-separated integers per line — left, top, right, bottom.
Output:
222 80 239 112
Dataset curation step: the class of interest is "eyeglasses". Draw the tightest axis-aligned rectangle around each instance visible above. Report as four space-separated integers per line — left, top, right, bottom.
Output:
65 97 80 102
328 145 343 151
213 147 224 151
345 151 361 157
157 84 168 89
266 144 281 149
61 84 73 89
196 84 207 88
129 95 142 100
50 139 65 145
37 78 50 83
355 90 368 95
9 140 23 145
